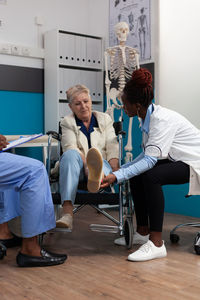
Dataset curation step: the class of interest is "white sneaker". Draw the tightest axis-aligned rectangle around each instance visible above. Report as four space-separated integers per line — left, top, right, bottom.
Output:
114 232 149 246
128 240 167 262
56 213 73 230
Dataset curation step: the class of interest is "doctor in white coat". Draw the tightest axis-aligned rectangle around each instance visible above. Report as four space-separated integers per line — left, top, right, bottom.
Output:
101 68 200 262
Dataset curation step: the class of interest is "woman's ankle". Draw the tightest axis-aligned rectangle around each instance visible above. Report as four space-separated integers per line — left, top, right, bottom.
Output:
149 231 163 247
136 226 149 236
63 201 73 216
21 237 41 256
0 222 13 239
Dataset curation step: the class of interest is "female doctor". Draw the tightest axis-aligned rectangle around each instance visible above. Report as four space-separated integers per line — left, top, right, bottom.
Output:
101 68 200 262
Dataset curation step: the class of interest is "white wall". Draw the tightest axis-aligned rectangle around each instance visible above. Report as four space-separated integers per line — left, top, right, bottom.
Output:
0 0 158 70
0 0 109 68
158 0 200 128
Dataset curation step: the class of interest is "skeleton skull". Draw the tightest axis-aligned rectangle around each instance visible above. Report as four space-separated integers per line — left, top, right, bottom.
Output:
114 22 129 42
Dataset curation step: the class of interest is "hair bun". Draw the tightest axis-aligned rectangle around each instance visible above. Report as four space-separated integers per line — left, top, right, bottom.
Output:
131 68 152 88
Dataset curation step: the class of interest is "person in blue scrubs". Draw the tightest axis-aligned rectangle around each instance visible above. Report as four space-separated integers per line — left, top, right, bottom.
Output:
0 134 67 267
101 68 200 262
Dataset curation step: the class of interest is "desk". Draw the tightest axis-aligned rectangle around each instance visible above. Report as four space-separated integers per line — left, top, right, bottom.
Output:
5 135 58 166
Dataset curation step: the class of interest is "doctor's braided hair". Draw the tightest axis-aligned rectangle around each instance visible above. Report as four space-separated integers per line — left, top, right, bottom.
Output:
123 68 154 108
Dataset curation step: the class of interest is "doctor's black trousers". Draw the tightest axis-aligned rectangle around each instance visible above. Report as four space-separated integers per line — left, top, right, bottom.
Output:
129 159 190 232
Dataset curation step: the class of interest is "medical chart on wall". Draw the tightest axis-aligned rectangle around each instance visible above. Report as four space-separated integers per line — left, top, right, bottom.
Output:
109 0 151 61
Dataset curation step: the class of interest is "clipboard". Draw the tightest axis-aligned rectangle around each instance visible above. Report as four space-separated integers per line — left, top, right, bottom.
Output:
1 133 43 152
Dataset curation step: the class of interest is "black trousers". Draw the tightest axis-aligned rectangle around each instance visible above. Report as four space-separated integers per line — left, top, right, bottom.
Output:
129 159 190 232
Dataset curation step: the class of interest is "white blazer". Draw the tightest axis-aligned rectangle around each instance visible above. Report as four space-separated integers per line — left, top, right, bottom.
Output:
143 105 200 195
61 111 119 162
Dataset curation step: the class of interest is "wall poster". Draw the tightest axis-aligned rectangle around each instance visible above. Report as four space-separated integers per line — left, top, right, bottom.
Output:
109 0 151 61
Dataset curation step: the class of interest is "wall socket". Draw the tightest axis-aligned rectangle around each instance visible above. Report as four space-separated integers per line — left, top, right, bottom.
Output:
11 45 20 55
0 44 11 54
21 47 30 56
0 43 44 58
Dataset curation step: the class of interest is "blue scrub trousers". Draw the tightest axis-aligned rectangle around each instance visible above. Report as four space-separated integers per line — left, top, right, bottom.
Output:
0 152 55 237
59 149 112 204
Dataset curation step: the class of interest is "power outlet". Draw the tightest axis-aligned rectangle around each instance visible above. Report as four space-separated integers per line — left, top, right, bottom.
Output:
0 43 44 58
21 47 30 56
11 45 20 55
0 44 11 54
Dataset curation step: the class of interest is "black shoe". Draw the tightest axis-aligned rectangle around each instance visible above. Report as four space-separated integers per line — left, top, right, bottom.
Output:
16 249 67 267
0 242 7 260
0 234 22 248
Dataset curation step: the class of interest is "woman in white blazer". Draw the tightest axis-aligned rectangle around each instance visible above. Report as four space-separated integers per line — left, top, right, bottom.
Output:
101 68 200 262
56 85 119 230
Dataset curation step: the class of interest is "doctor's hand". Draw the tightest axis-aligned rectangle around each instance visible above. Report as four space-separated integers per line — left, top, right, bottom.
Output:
100 174 117 189
0 135 8 151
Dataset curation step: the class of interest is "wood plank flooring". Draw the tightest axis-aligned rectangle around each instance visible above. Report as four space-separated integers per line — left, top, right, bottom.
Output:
1 207 200 300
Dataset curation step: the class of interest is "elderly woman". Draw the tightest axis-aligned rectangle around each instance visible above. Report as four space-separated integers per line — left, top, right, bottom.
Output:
56 84 119 229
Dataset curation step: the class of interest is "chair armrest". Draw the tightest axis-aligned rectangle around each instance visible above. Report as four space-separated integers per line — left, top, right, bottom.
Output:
46 131 61 141
113 121 126 137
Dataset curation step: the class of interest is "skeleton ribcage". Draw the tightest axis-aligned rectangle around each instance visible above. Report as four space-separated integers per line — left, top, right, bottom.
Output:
110 47 138 87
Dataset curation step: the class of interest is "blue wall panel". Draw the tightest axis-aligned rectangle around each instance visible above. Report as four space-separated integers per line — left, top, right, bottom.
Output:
0 90 44 161
1 87 200 217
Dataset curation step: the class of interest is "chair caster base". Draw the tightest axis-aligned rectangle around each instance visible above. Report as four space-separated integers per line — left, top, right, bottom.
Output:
170 233 180 244
194 232 200 255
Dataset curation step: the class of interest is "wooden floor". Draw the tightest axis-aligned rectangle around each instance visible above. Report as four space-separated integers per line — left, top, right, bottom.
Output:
1 207 200 300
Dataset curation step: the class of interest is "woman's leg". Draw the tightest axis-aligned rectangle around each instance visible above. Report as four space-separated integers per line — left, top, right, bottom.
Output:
0 152 55 237
130 159 190 245
129 173 149 233
103 159 113 176
0 189 20 242
57 149 85 228
0 152 67 266
128 160 190 261
59 149 84 207
0 189 20 225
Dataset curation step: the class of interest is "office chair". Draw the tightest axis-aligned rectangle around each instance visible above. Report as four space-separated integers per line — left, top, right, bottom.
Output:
170 195 200 255
45 121 134 249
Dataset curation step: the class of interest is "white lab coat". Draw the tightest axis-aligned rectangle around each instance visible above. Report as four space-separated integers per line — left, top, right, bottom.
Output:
143 105 200 195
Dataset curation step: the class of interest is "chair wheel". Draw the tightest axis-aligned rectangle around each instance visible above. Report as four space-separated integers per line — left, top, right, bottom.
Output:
124 217 133 249
170 233 180 243
0 243 7 260
194 232 200 255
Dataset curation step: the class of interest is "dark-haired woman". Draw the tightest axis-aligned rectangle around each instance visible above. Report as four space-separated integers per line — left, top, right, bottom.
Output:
101 68 200 262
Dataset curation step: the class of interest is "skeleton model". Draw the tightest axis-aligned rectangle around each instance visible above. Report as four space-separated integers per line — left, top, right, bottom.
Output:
105 22 140 162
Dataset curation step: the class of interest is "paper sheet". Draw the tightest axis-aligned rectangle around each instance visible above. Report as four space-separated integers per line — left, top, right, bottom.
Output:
1 133 43 151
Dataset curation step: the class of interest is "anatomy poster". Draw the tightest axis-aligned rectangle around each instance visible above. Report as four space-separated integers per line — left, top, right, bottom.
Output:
109 0 151 61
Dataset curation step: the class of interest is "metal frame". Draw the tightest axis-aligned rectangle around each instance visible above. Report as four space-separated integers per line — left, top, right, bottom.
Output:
46 121 134 239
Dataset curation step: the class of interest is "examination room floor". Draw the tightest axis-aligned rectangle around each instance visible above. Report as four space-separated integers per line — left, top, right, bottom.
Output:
0 207 200 300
